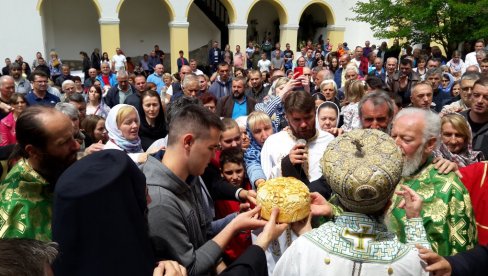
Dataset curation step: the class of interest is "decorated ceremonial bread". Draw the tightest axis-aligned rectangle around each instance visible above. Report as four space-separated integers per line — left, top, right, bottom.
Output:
257 177 311 223
321 129 403 214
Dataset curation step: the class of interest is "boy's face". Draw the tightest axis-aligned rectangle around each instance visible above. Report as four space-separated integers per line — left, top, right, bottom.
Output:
221 162 245 187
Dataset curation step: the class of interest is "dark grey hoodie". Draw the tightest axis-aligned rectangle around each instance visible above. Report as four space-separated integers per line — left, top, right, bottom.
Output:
143 156 221 276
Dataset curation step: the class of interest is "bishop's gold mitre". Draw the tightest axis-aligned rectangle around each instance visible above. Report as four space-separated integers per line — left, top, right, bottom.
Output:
321 129 403 214
257 177 311 223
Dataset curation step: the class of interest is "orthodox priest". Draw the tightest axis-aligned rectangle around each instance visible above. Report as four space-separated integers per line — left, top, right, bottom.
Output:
274 129 430 275
388 108 477 256
258 90 335 274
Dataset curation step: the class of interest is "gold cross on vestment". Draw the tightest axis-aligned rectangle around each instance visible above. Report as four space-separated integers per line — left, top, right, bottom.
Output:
449 219 467 246
440 174 465 195
343 225 377 251
0 208 26 237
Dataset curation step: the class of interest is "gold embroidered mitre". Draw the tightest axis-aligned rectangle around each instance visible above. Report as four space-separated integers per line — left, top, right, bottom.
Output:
321 129 403 214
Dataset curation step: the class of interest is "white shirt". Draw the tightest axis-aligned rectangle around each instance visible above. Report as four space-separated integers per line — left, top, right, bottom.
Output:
147 136 168 153
165 85 174 96
259 129 334 275
352 58 361 68
258 59 272 72
192 69 204 76
261 130 334 182
465 51 478 67
112 54 127 71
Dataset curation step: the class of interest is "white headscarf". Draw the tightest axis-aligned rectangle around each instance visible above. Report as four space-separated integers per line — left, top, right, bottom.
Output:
315 101 340 131
105 104 142 153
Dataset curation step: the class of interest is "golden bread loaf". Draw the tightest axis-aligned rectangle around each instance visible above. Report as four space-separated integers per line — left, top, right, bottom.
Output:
257 177 311 223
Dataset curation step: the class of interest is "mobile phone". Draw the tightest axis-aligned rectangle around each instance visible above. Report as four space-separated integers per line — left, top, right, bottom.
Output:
293 67 304 87
293 67 304 78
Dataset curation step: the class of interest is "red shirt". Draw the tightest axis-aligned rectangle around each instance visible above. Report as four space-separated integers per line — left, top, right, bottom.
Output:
214 180 252 262
102 75 110 86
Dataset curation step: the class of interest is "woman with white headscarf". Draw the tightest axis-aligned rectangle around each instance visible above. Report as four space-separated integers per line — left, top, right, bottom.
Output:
315 101 342 137
104 104 144 164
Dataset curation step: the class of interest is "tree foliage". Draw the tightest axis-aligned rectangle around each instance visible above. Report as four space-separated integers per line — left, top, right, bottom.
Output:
350 0 488 56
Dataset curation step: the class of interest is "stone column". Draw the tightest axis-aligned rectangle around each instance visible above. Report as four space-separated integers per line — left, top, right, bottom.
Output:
325 25 346 49
99 18 120 57
168 21 189 74
279 24 299 51
228 23 248 67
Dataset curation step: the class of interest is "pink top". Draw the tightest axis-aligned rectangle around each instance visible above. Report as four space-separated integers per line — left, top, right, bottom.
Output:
0 112 16 146
234 52 244 68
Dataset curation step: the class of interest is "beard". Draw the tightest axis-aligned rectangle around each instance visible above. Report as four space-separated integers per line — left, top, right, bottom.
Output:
401 143 425 177
233 91 244 100
36 151 78 187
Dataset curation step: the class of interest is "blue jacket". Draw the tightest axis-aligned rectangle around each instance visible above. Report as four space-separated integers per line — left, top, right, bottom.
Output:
96 73 117 89
147 73 165 94
334 67 343 88
103 84 135 108
243 124 276 189
209 77 232 99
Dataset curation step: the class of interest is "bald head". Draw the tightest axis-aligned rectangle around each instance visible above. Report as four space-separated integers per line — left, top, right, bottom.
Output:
179 65 192 81
314 69 334 88
0 75 15 100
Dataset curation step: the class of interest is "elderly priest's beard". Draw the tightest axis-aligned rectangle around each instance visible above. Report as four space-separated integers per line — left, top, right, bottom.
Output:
401 144 425 177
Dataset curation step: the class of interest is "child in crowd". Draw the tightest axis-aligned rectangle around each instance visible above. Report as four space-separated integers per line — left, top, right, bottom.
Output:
340 80 365 132
214 148 252 264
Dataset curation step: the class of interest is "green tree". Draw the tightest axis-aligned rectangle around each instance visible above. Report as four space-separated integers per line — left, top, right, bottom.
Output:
350 0 488 56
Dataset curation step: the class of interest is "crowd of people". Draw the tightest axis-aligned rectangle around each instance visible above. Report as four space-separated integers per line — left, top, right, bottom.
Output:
0 35 487 276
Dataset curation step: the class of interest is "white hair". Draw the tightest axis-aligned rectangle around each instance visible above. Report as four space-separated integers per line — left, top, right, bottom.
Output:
319 79 338 93
393 107 441 148
116 70 128 78
344 64 359 74
234 116 248 129
476 50 487 59
182 74 198 89
61 80 75 89
55 102 79 120
387 57 398 64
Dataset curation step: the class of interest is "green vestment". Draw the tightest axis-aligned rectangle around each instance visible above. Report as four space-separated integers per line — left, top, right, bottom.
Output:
389 157 477 256
0 159 52 241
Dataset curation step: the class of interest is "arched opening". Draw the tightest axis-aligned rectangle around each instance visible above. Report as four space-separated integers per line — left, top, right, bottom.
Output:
119 0 171 68
40 0 101 63
187 1 229 56
247 0 286 47
298 2 334 48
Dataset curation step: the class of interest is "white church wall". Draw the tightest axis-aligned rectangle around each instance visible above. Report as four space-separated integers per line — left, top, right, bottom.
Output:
41 0 101 61
0 0 387 64
188 3 220 51
0 0 44 63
